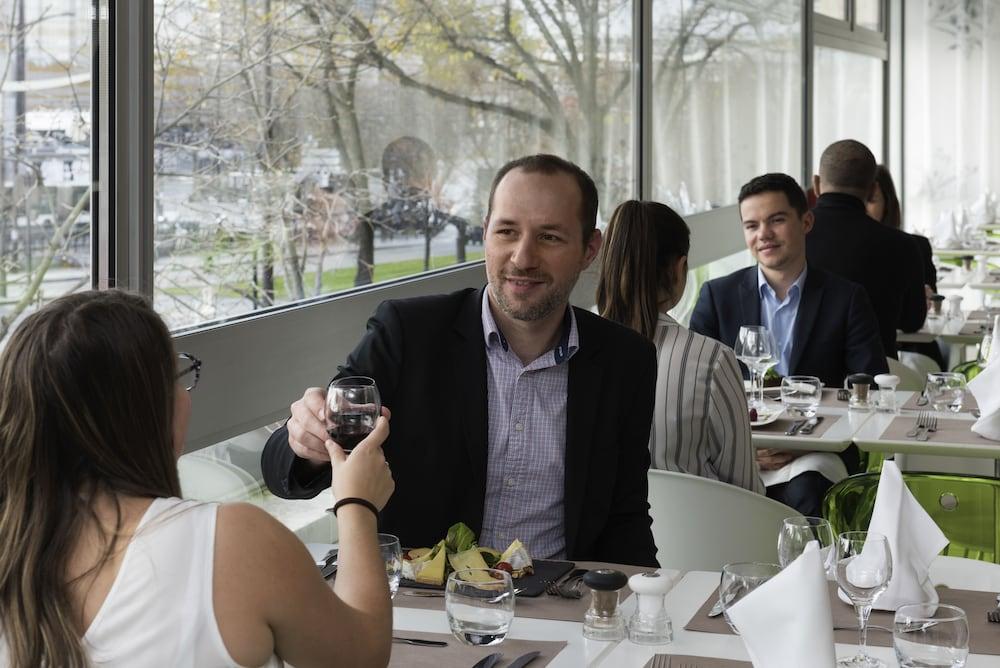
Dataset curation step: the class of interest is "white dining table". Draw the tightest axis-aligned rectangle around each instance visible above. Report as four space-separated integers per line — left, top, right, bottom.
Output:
750 403 872 453
596 557 1000 667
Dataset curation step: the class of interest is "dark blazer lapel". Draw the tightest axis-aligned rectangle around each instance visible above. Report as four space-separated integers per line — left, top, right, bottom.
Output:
453 287 490 529
788 269 824 374
739 267 762 327
564 310 603 558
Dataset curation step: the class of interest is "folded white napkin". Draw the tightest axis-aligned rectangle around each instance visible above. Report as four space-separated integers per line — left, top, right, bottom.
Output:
726 542 836 668
864 460 948 611
969 337 1000 439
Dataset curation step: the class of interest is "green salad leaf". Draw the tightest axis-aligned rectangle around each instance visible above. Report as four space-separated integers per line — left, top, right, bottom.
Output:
445 522 477 553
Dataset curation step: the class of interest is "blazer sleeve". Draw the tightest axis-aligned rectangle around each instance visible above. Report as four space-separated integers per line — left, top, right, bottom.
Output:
844 285 890 378
897 237 929 333
260 300 406 499
689 282 720 341
593 339 659 567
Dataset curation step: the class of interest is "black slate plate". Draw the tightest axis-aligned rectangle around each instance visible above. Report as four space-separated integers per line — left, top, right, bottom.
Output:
399 559 575 598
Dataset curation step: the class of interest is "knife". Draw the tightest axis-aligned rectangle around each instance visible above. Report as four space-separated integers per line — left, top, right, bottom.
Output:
784 419 807 436
798 416 824 435
470 652 503 668
507 650 541 668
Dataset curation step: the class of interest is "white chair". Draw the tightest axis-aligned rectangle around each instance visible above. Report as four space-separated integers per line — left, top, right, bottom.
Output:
647 469 800 572
899 350 942 378
887 356 926 392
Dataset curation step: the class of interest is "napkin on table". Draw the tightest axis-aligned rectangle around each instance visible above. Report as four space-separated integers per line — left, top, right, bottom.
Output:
726 541 836 668
969 318 1000 441
862 460 948 611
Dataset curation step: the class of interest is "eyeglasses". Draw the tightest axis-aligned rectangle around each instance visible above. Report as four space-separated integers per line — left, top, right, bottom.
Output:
176 352 202 392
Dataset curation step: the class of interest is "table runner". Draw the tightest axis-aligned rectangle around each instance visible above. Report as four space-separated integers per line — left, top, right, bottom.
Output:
684 581 1000 655
880 416 998 445
394 561 654 623
967 310 1000 322
643 656 751 668
388 631 565 667
751 414 838 439
959 321 992 337
900 393 979 413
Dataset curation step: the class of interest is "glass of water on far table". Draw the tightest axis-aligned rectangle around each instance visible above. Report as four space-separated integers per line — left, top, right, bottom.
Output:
378 534 402 599
780 375 822 418
894 603 969 668
446 568 515 646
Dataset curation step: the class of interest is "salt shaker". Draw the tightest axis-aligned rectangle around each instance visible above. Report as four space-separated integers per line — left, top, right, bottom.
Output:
873 373 899 414
582 569 628 641
626 572 673 645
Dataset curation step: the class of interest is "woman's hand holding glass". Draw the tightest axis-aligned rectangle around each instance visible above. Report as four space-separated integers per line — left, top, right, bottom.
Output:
327 409 394 512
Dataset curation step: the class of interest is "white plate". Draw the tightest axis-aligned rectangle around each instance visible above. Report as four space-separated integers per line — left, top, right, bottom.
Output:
750 404 784 427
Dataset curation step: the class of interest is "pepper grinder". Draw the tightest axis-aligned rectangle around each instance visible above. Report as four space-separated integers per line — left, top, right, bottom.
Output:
582 569 628 641
626 572 673 645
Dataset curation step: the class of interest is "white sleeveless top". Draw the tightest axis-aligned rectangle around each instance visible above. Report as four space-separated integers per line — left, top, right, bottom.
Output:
1 497 281 667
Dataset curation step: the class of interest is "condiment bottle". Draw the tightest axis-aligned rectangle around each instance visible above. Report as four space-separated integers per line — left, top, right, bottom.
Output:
582 569 628 641
626 572 673 645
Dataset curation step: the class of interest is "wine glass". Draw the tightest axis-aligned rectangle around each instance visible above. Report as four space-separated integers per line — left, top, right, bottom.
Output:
378 533 402 599
735 326 775 410
924 372 966 413
834 531 893 668
777 516 835 573
325 376 381 453
446 568 515 646
893 603 969 668
718 562 781 634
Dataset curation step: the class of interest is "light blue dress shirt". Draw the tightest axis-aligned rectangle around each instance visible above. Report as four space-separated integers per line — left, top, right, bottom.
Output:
758 264 808 377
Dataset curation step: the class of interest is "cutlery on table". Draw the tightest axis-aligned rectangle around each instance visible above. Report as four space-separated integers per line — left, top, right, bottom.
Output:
915 394 929 407
972 409 982 418
987 594 1000 623
506 650 541 668
798 416 823 435
917 416 938 442
403 588 523 602
392 636 449 647
470 651 504 668
833 624 891 633
544 568 588 597
784 419 807 436
906 411 929 439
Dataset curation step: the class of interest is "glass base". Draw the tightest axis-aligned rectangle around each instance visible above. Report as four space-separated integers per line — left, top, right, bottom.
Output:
836 654 886 668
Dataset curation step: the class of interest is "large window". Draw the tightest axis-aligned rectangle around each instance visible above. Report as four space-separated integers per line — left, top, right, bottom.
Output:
812 46 884 165
0 0 92 342
152 0 633 330
650 0 801 211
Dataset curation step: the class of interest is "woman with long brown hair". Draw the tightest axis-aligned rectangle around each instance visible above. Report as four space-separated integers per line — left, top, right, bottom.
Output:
597 201 762 493
0 291 394 667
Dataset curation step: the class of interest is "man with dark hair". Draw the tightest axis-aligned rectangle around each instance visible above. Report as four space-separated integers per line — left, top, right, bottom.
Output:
806 139 927 357
690 172 887 516
262 154 659 567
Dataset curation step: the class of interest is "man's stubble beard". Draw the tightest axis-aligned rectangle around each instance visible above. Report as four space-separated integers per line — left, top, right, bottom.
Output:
489 273 577 322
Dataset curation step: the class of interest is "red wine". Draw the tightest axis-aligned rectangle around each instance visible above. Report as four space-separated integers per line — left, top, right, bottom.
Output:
327 412 375 452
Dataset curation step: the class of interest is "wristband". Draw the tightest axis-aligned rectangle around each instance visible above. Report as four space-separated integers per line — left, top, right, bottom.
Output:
331 497 379 519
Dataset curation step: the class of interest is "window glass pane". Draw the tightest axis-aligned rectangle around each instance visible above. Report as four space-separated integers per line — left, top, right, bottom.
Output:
814 0 847 21
650 1 802 211
153 0 632 331
0 0 92 343
855 0 882 32
903 1 1000 239
812 47 883 169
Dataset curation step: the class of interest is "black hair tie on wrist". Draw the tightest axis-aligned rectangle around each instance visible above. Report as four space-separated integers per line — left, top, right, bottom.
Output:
331 497 379 519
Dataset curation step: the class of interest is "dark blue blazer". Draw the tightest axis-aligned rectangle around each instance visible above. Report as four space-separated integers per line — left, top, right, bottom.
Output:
689 265 888 389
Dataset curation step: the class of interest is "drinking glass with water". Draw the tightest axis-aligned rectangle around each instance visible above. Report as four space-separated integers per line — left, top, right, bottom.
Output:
780 375 822 418
378 534 402 599
893 603 969 668
446 568 515 646
924 373 967 413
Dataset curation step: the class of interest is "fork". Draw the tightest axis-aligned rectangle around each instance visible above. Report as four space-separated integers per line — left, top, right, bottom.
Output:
906 411 928 438
648 655 670 668
917 416 938 442
987 594 1000 623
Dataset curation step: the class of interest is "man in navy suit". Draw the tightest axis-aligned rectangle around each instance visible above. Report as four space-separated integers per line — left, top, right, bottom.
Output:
690 173 887 515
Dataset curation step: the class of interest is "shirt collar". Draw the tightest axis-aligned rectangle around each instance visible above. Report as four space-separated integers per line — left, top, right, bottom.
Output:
481 287 579 365
757 264 808 302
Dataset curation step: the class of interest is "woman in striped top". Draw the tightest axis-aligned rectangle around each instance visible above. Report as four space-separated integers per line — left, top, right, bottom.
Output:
597 201 763 493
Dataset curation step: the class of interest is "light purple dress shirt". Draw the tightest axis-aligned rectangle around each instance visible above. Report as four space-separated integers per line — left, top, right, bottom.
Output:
478 287 579 559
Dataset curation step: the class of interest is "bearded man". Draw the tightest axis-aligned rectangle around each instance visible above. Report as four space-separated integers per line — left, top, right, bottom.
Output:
261 154 658 567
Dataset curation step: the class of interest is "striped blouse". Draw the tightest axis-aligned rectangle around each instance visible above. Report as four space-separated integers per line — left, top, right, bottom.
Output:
650 313 764 494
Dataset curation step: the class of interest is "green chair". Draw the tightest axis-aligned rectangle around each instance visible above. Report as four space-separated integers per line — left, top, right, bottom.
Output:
823 471 1000 563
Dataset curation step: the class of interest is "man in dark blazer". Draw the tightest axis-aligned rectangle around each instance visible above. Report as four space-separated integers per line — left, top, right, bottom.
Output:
690 173 887 516
262 155 658 567
806 140 927 358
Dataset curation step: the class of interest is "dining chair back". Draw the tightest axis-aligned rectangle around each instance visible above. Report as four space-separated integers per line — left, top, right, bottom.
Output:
823 471 1000 563
887 356 926 391
647 469 799 571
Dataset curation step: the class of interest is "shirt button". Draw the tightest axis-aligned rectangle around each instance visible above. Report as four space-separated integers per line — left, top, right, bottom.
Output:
514 422 524 431
506 477 516 487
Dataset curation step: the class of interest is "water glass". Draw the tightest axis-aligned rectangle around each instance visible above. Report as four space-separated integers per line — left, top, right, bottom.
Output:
780 376 822 418
925 372 966 413
446 568 515 646
777 516 835 573
834 532 893 668
378 533 402 599
893 603 968 668
718 562 781 634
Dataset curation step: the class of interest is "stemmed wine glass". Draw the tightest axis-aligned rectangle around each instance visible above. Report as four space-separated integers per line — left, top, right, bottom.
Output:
325 376 381 453
834 531 893 668
777 516 835 574
735 325 777 409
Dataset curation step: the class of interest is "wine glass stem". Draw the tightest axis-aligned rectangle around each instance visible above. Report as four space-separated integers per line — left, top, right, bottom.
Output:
855 602 873 658
749 368 758 407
